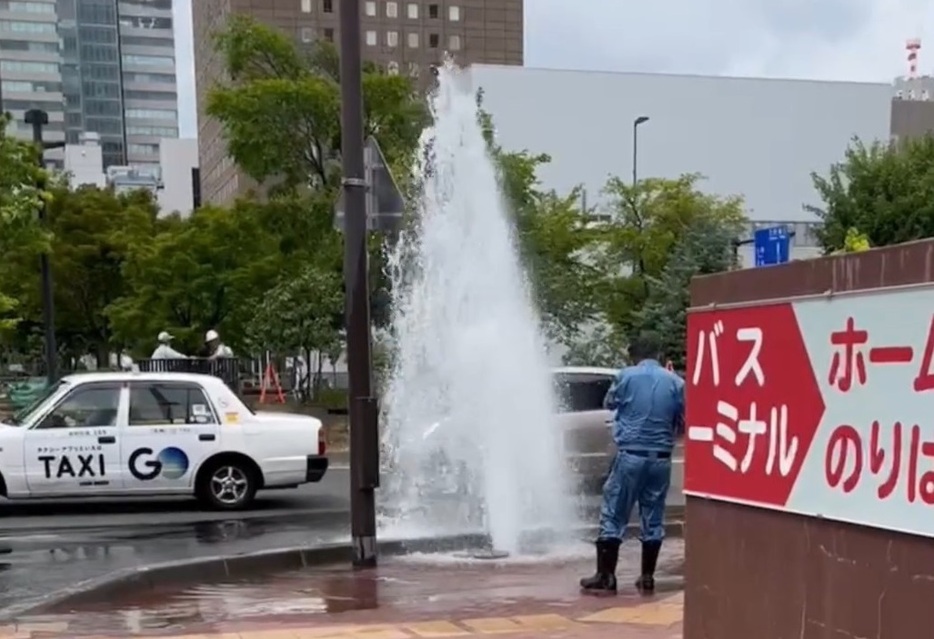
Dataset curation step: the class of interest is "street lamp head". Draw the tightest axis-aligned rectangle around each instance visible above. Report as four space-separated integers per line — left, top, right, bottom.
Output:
634 115 650 126
24 109 49 126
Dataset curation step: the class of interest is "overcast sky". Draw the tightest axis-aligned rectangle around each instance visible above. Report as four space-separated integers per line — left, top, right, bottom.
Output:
172 0 934 138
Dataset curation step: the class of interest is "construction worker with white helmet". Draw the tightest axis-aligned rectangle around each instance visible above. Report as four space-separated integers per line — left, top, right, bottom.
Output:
151 331 187 359
205 329 234 359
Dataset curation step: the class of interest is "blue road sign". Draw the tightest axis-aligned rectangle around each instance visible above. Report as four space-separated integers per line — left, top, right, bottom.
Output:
754 226 790 267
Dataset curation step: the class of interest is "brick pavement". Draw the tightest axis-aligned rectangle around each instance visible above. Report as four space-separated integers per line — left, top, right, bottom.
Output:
1 540 684 639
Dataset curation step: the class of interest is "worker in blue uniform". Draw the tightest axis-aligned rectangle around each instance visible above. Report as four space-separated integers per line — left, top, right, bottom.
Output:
580 332 684 594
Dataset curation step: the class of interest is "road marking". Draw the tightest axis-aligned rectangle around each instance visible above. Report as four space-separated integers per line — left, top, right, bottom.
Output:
513 614 582 630
406 620 470 636
331 464 350 470
578 593 683 626
460 617 524 634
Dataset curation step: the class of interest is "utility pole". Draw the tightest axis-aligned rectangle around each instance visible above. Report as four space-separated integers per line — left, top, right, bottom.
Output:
339 0 379 568
24 109 61 387
632 115 649 186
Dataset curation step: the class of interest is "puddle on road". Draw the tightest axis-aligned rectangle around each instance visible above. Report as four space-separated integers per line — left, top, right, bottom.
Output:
34 540 684 637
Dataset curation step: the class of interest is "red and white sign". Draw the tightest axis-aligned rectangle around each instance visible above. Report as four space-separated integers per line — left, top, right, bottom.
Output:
684 286 934 537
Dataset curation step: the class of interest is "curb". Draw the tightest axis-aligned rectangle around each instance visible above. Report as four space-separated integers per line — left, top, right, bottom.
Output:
0 519 685 621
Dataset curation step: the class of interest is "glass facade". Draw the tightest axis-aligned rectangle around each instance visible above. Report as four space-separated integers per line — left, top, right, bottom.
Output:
58 0 126 167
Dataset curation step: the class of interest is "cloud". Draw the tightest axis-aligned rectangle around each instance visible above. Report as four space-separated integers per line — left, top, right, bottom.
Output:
174 0 934 139
525 0 934 82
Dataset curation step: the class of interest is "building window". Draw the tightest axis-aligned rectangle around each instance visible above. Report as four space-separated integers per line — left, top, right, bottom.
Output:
428 33 439 48
448 5 460 21
407 3 418 18
0 60 58 74
428 3 438 18
127 125 178 137
126 108 177 120
386 1 397 17
322 0 333 12
407 32 418 48
408 62 419 78
448 34 461 50
301 0 311 12
365 1 375 16
122 55 175 68
386 30 398 47
128 143 160 156
387 61 399 75
5 2 55 13
324 27 334 41
0 20 56 34
365 30 377 46
301 27 313 42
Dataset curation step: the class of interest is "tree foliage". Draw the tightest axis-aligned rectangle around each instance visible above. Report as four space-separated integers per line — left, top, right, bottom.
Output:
207 16 428 191
808 136 934 253
1 186 155 360
0 116 47 333
596 174 746 347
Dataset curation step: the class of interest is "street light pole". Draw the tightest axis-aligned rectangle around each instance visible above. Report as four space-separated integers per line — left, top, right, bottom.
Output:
24 109 58 387
632 115 649 186
338 0 379 568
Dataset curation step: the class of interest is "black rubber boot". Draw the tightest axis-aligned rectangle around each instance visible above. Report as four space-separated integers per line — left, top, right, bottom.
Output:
579 538 620 595
635 540 662 593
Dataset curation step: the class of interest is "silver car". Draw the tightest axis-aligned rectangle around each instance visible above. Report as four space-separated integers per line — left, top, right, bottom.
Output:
553 366 618 493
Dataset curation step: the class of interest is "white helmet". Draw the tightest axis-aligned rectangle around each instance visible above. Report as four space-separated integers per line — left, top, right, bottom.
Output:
205 329 219 342
157 331 173 342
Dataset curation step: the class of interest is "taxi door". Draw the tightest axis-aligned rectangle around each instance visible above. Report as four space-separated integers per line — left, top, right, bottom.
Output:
120 380 222 493
23 382 127 495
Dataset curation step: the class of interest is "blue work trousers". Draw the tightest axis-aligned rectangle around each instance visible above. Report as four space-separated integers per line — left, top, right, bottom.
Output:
598 450 672 542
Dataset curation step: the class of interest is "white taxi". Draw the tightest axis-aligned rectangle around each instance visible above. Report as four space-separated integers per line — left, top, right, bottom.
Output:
0 371 329 510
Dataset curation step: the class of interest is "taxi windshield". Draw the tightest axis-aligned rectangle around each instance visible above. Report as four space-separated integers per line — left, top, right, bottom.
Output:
5 380 68 426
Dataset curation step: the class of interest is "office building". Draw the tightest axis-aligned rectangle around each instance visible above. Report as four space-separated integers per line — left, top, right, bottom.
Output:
0 0 178 168
64 133 198 217
193 0 524 206
0 0 66 163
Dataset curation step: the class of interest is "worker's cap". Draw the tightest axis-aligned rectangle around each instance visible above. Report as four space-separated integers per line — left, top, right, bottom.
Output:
157 331 173 342
205 329 219 342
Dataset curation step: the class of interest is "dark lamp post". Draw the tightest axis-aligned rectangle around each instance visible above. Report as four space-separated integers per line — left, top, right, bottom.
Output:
24 108 62 386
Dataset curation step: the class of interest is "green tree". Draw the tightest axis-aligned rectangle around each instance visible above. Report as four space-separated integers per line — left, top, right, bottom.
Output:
0 186 156 361
107 200 280 356
808 136 934 252
476 93 602 346
598 174 747 337
0 116 46 333
246 263 343 397
630 216 740 368
206 16 428 192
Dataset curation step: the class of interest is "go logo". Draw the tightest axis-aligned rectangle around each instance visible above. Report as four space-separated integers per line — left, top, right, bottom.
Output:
128 446 189 481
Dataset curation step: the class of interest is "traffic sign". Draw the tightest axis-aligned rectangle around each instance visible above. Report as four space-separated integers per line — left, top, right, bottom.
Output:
754 226 790 267
334 136 406 233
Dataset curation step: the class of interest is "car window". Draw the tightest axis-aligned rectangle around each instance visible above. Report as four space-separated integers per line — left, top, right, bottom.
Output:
35 384 121 430
129 383 217 426
8 379 68 426
553 373 614 412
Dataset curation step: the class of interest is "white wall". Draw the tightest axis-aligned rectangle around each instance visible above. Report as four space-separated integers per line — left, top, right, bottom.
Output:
157 138 198 217
64 141 106 188
466 66 893 223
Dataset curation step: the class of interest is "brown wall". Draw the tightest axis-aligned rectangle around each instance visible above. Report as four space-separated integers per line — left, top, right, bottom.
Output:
890 99 934 142
685 239 934 639
192 0 524 207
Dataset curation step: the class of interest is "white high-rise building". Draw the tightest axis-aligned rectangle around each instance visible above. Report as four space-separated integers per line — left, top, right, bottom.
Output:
0 0 178 168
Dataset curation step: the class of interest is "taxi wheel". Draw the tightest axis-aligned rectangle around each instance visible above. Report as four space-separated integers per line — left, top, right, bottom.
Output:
197 460 258 511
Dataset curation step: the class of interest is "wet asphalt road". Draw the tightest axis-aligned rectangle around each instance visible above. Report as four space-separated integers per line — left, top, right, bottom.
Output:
0 459 685 615
0 468 351 614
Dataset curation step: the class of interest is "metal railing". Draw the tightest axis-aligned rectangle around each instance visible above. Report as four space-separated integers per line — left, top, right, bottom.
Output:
136 357 242 394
